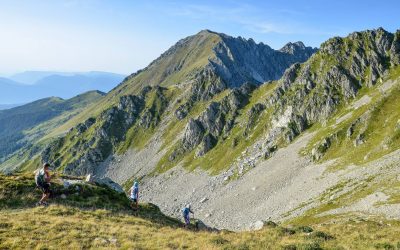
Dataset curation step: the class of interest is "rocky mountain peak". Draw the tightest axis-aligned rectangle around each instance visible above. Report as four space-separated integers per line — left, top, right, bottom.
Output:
279 41 308 54
13 29 319 178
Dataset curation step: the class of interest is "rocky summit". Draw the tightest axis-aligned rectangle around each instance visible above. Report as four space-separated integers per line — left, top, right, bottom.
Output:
1 28 400 234
6 30 316 178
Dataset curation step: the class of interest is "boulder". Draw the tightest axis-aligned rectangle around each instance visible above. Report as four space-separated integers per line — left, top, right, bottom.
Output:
86 176 124 194
85 174 93 182
252 220 265 230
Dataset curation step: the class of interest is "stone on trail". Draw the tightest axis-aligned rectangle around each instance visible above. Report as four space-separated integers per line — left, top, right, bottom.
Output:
84 175 124 194
200 197 208 203
252 220 265 230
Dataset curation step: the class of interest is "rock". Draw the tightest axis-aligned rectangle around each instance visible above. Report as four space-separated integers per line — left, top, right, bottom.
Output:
109 238 118 244
60 194 67 199
63 181 71 188
93 237 108 246
263 145 277 159
200 197 208 203
182 119 204 151
195 134 216 157
85 174 93 182
93 177 125 193
175 104 189 120
311 135 335 161
346 125 354 138
252 220 264 230
211 35 316 88
354 134 365 147
246 103 266 129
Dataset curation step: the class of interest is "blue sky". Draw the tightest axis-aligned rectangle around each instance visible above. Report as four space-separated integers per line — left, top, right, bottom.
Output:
0 0 399 75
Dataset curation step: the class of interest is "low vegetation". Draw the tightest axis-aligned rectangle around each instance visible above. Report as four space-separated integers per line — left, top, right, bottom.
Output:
303 66 400 170
1 174 400 249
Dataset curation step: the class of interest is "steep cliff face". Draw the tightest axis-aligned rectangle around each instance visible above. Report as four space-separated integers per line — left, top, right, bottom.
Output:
267 28 399 141
121 30 316 90
158 28 400 176
210 34 316 87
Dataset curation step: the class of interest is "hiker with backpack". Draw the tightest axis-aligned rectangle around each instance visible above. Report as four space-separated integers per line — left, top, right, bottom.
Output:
35 163 52 206
182 204 194 228
129 181 139 211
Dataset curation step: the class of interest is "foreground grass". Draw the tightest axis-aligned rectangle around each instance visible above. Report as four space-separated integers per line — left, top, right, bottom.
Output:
1 174 400 249
2 206 400 249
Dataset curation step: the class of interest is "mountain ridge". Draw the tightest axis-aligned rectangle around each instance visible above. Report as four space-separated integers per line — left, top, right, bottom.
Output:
0 90 105 172
1 27 400 232
17 29 317 176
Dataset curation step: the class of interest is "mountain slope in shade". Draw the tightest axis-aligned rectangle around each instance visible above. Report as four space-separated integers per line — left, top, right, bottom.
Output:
0 91 105 170
0 104 23 110
9 71 125 85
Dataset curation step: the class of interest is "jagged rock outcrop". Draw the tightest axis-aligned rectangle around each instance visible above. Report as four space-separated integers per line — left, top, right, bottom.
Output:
120 30 316 121
41 86 169 176
233 28 400 169
211 34 317 87
270 28 399 137
175 84 256 158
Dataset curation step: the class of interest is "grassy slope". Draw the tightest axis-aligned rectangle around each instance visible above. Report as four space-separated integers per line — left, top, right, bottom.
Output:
303 66 400 170
0 91 105 172
47 31 221 140
283 68 400 231
1 174 400 249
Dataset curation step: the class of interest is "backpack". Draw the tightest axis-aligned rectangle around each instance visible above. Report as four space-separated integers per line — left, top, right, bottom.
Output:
35 169 46 186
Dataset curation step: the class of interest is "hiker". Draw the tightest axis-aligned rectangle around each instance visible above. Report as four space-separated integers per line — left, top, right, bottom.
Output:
182 204 194 228
129 181 139 211
35 163 52 206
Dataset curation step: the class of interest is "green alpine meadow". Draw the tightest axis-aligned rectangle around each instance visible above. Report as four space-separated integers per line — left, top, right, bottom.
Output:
1 1 400 249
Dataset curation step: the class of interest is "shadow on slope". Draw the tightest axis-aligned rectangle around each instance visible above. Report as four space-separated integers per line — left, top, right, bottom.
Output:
0 173 181 229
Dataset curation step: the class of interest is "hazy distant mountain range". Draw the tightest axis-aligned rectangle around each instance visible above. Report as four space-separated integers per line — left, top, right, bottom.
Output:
0 71 125 108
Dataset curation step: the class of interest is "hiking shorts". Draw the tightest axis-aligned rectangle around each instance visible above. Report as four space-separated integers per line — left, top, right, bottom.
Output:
129 197 138 203
38 183 51 194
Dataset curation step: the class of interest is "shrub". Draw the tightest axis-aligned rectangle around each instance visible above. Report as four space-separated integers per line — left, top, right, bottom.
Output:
309 231 334 241
296 225 314 233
